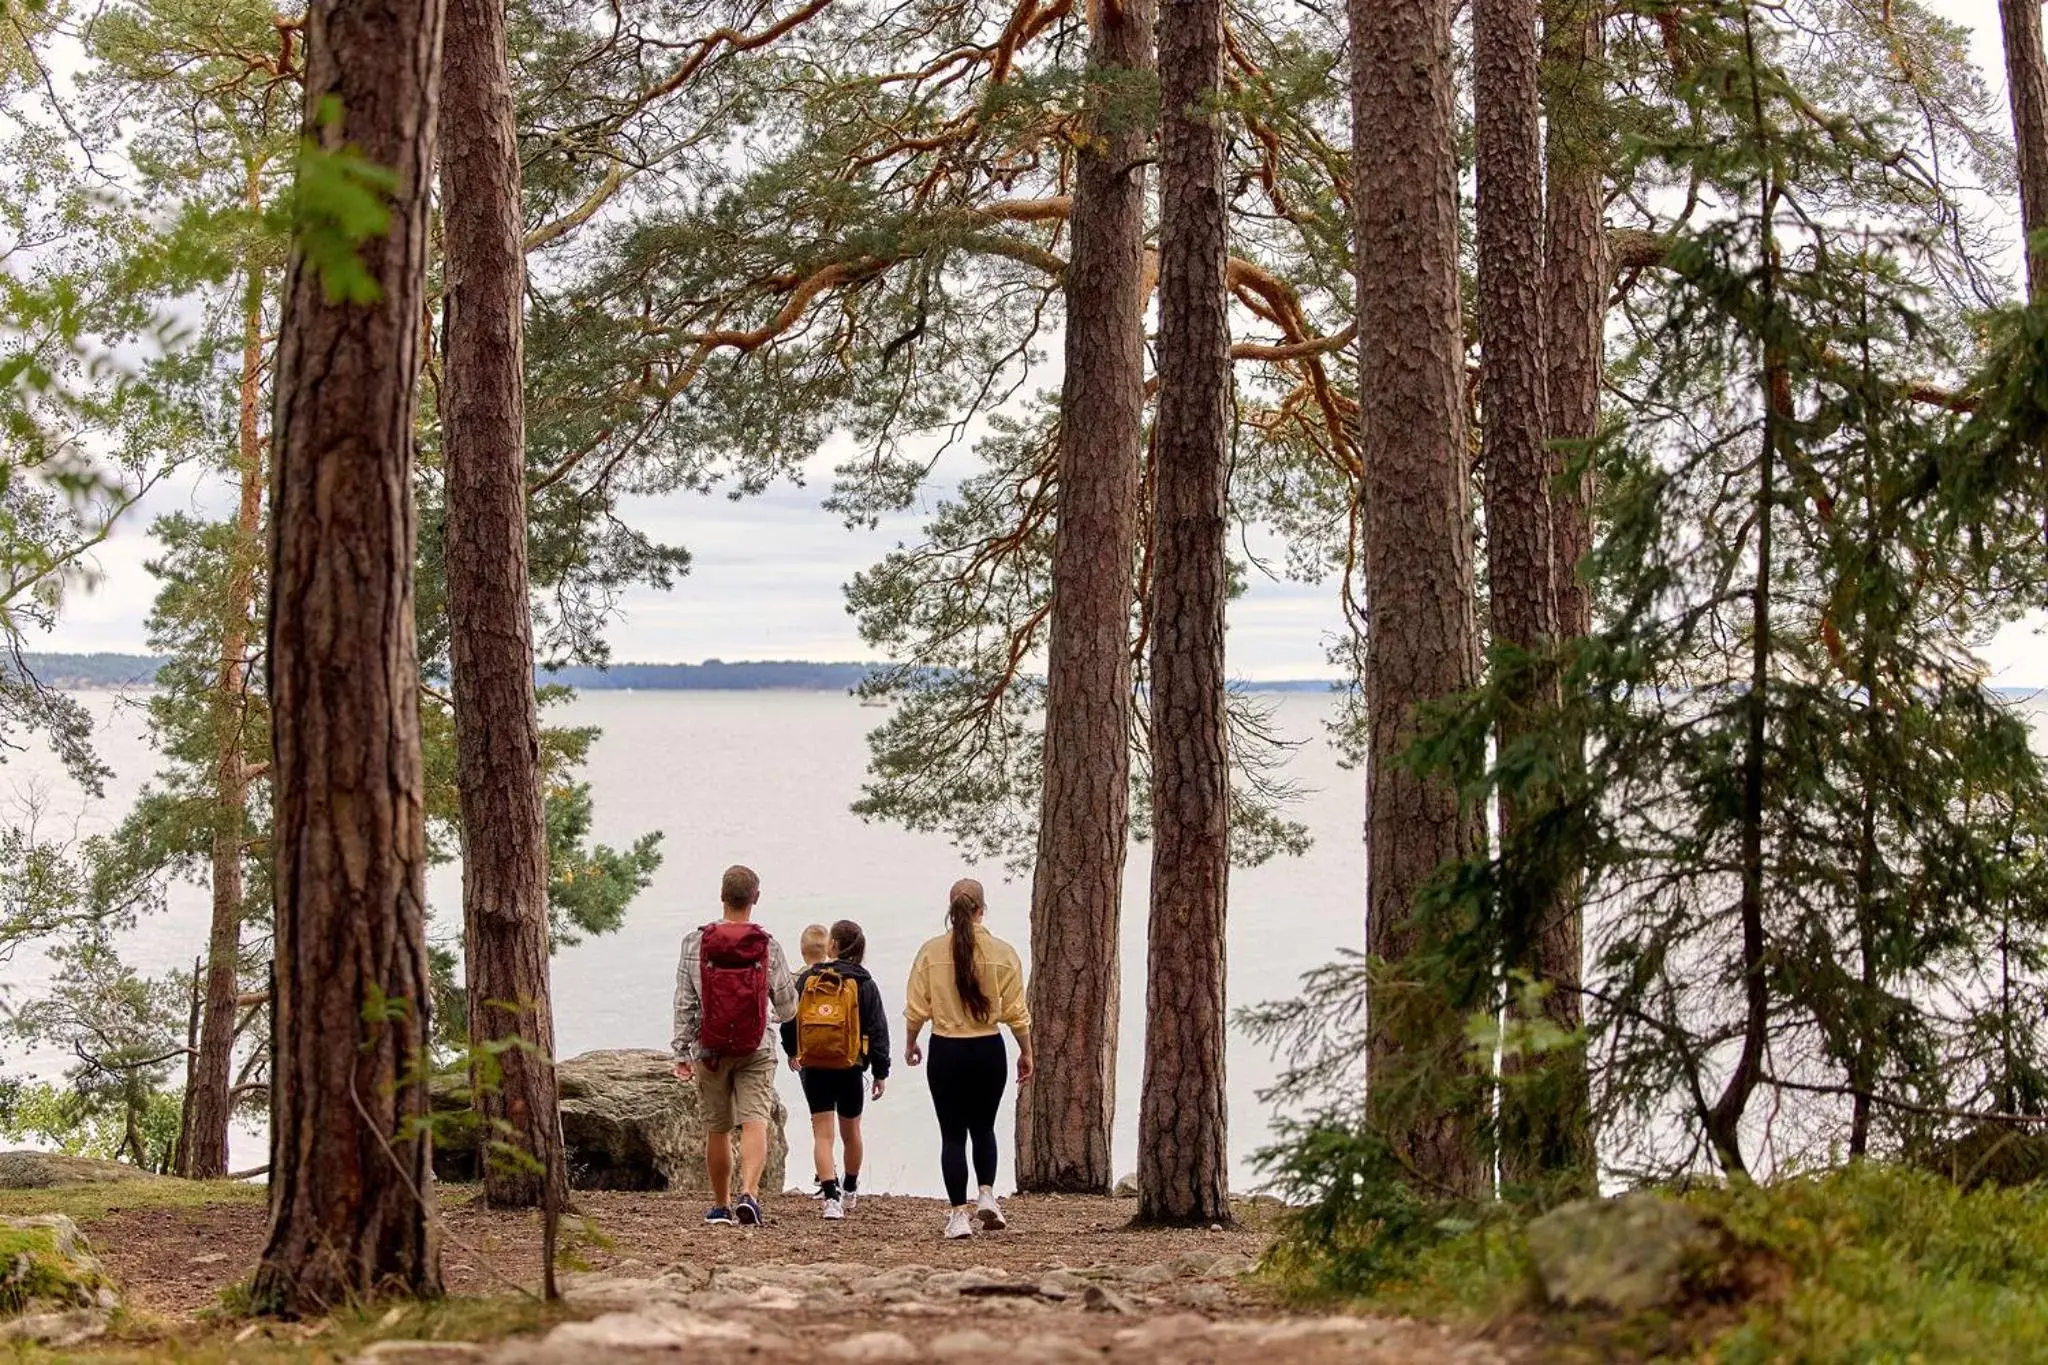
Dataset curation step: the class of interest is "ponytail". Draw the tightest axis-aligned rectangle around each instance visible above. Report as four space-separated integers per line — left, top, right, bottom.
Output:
948 881 992 1023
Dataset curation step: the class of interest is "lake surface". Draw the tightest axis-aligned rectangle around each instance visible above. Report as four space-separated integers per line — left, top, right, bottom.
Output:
0 689 1369 1199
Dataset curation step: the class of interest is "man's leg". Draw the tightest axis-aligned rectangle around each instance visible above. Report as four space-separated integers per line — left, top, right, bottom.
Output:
706 1125 734 1206
739 1120 769 1198
697 1061 736 1209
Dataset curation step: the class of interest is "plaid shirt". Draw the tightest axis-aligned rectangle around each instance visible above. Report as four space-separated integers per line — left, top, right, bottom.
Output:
671 923 797 1061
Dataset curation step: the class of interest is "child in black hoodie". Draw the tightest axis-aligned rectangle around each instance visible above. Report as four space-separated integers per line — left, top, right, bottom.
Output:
781 919 891 1218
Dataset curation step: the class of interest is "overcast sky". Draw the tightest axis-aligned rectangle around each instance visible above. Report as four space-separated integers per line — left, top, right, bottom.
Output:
30 0 2036 685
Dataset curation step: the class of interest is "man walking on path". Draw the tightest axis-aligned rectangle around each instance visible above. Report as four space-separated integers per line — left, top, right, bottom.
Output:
672 864 797 1226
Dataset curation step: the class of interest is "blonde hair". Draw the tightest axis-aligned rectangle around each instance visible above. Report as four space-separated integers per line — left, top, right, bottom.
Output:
799 923 831 964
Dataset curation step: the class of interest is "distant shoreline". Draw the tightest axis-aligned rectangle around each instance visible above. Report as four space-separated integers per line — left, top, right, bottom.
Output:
11 652 1349 694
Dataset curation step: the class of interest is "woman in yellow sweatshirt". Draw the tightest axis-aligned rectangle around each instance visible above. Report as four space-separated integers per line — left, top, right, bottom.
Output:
903 877 1033 1240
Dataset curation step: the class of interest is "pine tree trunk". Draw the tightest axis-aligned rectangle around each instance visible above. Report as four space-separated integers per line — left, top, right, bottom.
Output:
1524 0 1607 1193
178 196 268 1182
253 0 444 1314
1135 0 1230 1229
1543 0 1605 646
2002 0 2048 297
1479 0 1579 1191
1349 0 1488 1198
1015 0 1153 1195
441 0 566 1213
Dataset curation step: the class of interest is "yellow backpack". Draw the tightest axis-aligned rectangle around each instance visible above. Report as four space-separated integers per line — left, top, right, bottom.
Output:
795 968 865 1069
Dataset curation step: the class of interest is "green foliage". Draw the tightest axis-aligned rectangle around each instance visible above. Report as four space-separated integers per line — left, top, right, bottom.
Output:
0 1079 181 1168
283 96 396 306
1270 1165 2048 1363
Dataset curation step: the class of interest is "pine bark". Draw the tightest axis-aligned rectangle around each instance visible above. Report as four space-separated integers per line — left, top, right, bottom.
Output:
179 182 267 1182
1529 0 1607 1189
441 0 566 1212
2003 0 2048 298
253 0 443 1314
1543 0 1606 644
1016 0 1153 1195
1350 0 1487 1197
1135 0 1230 1228
1479 0 1571 1189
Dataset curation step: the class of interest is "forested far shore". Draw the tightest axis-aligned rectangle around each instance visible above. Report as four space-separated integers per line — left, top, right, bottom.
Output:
9 653 1348 693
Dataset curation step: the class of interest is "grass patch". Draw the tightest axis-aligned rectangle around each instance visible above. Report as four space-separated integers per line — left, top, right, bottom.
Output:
1268 1162 2048 1362
0 1180 265 1224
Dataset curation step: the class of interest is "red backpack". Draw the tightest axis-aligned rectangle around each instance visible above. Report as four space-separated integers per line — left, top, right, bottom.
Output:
698 921 771 1059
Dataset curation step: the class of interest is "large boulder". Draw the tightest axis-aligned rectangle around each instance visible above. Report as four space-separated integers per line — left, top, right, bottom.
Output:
1524 1193 1734 1315
433 1049 788 1194
0 1152 165 1191
0 1213 118 1347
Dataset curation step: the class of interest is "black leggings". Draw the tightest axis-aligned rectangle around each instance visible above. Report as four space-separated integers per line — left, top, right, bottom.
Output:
927 1033 1007 1206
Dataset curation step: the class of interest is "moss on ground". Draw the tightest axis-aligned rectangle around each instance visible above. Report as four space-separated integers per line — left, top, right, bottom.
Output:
1271 1162 2048 1362
0 1180 265 1224
0 1221 111 1315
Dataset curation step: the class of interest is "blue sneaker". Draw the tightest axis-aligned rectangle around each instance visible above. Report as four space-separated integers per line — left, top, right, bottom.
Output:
705 1205 735 1225
736 1194 763 1226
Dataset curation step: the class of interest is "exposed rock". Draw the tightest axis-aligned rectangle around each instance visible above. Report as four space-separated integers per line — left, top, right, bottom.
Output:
1122 1262 1175 1287
0 1307 108 1348
1525 1192 1730 1314
1112 1173 1139 1198
826 1329 923 1362
1012 1333 1096 1364
1114 1313 1216 1352
433 1049 788 1193
929 1328 1004 1360
2 1214 117 1314
1081 1283 1135 1315
354 1342 487 1363
0 1151 164 1190
495 1306 753 1360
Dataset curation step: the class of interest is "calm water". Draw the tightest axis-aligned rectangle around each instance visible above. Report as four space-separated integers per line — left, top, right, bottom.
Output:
1 689 1367 1198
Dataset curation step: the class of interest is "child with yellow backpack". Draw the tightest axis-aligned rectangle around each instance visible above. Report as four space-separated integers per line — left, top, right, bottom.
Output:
779 919 890 1219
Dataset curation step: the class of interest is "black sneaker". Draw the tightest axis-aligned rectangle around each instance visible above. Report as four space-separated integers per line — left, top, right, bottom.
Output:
705 1205 735 1225
736 1193 764 1226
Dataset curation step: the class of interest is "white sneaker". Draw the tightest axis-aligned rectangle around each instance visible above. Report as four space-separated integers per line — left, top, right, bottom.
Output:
944 1207 975 1240
842 1190 859 1214
822 1196 844 1221
975 1189 1007 1232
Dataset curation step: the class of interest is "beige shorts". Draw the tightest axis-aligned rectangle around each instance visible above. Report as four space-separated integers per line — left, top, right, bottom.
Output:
695 1049 776 1132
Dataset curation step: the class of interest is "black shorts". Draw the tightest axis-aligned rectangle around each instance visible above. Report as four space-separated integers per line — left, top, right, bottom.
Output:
800 1065 867 1118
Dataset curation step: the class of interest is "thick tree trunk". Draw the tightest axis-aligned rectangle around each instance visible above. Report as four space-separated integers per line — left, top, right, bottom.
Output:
1015 0 1153 1195
1531 0 1607 1192
1135 0 1230 1229
178 200 268 1182
1543 0 1605 645
2002 0 2048 297
253 0 444 1315
441 0 566 1213
1350 0 1487 1198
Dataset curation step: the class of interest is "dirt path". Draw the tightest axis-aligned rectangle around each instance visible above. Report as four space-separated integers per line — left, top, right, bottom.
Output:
66 1191 1518 1362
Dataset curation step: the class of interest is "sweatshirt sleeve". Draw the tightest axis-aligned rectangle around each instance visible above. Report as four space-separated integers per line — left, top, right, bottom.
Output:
779 965 808 1060
903 942 931 1040
997 942 1031 1038
862 976 892 1079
